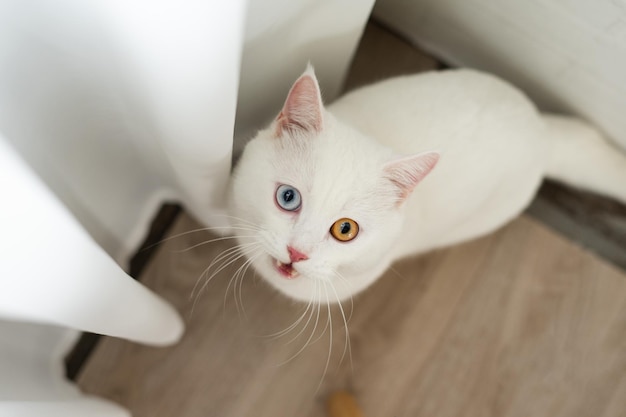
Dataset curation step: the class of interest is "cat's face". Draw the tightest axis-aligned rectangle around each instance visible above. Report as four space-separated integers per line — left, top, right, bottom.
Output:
229 67 438 303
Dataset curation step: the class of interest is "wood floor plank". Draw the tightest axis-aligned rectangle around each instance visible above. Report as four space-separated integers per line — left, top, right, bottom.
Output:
77 214 626 417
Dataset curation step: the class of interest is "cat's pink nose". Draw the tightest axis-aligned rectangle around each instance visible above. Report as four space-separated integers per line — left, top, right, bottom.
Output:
287 246 308 263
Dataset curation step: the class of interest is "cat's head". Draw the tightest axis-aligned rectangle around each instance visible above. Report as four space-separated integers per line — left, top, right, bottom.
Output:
229 66 438 303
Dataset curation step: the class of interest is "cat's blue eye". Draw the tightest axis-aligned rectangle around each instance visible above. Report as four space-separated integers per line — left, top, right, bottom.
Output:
275 184 302 212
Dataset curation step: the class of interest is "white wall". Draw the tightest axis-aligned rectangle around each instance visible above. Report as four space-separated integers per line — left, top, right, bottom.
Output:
374 0 626 150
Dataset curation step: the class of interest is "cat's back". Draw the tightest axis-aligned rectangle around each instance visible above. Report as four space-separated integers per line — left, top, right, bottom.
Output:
330 69 547 255
330 69 541 152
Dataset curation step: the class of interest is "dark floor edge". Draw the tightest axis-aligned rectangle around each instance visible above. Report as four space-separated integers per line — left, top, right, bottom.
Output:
527 181 626 271
65 203 182 381
367 17 450 70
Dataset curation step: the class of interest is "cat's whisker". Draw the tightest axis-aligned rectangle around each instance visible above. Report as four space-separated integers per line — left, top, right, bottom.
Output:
224 248 264 318
224 274 240 317
308 281 331 346
389 265 408 281
236 250 262 320
191 248 239 302
260 299 313 340
201 243 261 294
140 225 225 252
142 223 262 252
206 241 257 272
188 242 262 319
175 234 258 253
328 280 353 373
332 271 355 324
206 213 262 230
190 247 257 319
273 281 323 366
314 281 334 394
281 295 317 346
260 280 319 340
190 241 262 299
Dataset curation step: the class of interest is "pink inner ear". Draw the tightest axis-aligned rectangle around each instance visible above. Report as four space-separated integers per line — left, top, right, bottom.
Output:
384 151 440 202
275 72 323 136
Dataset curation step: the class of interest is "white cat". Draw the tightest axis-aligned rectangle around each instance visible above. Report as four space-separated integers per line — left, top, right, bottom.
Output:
229 66 626 303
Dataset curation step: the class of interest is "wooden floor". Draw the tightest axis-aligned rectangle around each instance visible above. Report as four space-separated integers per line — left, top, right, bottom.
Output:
78 213 626 417
77 21 626 417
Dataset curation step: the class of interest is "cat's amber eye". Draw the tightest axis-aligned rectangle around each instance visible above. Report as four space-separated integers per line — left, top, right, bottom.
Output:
330 218 359 242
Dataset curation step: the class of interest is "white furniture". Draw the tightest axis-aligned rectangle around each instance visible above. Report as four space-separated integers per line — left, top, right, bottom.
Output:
0 0 248 260
0 135 184 415
0 0 374 415
0 136 184 344
0 321 131 416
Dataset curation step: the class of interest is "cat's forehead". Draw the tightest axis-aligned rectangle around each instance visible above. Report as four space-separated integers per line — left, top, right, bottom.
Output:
272 128 388 213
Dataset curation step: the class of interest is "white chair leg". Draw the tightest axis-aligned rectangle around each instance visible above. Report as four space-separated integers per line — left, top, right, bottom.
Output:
0 321 131 416
0 136 184 346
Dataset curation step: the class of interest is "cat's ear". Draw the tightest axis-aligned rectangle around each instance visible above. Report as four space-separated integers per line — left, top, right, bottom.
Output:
383 151 440 204
275 65 324 136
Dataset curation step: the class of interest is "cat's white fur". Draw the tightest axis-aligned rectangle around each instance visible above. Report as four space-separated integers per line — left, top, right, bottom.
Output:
229 66 626 303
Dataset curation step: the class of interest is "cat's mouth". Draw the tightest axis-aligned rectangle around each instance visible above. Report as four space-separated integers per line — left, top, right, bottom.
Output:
273 258 299 279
